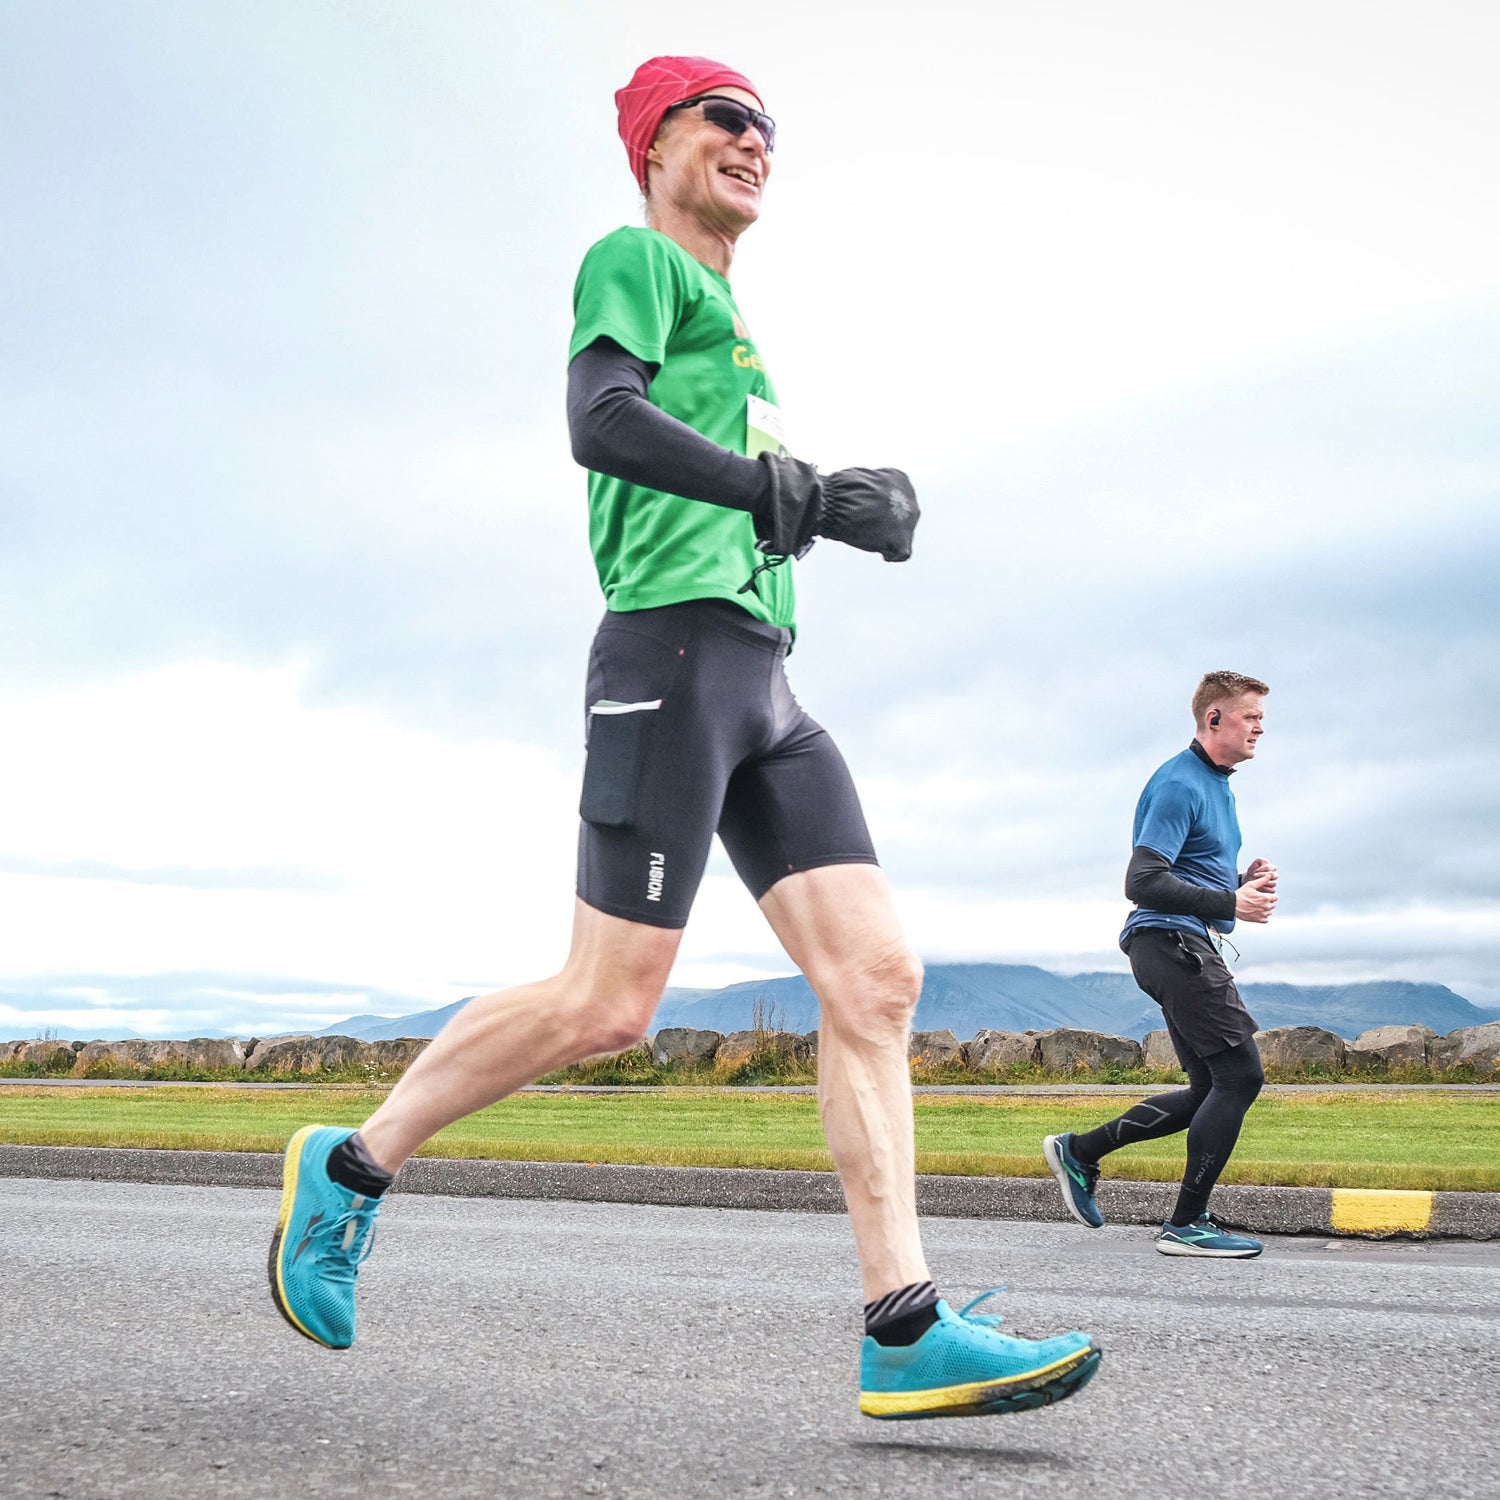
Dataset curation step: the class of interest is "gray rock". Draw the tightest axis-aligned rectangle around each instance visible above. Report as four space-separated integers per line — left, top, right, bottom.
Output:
123 1040 159 1069
245 1038 305 1073
147 1040 195 1066
244 1034 364 1075
801 1030 820 1059
962 1030 1038 1069
714 1030 811 1069
1036 1028 1142 1072
1142 1029 1180 1071
74 1041 131 1072
1346 1024 1435 1072
1430 1020 1500 1072
650 1027 723 1066
133 1040 192 1068
1254 1026 1346 1072
908 1029 963 1067
181 1037 246 1070
714 1031 760 1068
364 1038 429 1071
301 1035 365 1073
14 1039 76 1071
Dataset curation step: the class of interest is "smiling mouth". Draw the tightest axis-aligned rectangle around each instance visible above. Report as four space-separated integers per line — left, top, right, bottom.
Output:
720 166 759 187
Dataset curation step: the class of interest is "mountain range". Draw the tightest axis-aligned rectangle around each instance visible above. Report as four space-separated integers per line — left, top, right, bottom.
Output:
314 965 1496 1043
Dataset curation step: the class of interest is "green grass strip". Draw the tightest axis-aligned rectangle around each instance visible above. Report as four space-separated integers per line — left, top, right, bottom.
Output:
0 1086 1495 1192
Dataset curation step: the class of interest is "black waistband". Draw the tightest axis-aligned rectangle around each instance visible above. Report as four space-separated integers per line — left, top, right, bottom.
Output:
602 598 792 654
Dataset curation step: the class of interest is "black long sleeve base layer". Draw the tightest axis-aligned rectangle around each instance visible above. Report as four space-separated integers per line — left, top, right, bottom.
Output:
1070 1036 1263 1225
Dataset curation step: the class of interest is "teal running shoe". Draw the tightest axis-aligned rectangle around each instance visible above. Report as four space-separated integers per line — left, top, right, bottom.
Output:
1157 1213 1263 1259
860 1291 1102 1420
268 1125 382 1348
1043 1132 1103 1229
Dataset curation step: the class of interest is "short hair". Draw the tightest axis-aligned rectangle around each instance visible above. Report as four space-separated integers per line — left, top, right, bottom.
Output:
1192 670 1269 726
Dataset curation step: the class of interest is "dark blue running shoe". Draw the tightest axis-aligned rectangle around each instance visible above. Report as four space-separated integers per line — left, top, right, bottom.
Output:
1043 1133 1103 1229
1157 1214 1263 1258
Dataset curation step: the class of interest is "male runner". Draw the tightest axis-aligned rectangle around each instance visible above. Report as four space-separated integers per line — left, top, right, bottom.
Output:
1044 671 1277 1257
267 55 1101 1419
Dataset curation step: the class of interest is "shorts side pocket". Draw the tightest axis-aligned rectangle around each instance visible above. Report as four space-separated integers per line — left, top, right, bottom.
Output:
579 699 661 829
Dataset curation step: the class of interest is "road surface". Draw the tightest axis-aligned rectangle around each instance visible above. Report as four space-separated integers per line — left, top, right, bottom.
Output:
2 1179 1496 1498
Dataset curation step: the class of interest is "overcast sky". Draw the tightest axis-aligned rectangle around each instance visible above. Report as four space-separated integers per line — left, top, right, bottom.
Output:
3 1 1497 1038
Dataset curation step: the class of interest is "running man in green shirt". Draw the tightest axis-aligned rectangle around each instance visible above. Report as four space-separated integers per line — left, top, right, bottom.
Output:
267 54 1100 1422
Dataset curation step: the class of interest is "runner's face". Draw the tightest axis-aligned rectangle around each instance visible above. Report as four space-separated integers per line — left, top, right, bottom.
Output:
649 86 771 233
1205 694 1266 764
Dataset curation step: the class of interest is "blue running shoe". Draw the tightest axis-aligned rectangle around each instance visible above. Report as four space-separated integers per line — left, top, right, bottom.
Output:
1043 1133 1103 1229
1157 1213 1263 1259
268 1125 382 1348
860 1291 1102 1420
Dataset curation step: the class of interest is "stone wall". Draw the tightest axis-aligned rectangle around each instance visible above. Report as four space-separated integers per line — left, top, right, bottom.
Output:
0 1034 429 1077
4 1019 1498 1078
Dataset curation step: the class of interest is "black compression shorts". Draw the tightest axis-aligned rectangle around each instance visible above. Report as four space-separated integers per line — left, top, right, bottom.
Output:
575 599 879 928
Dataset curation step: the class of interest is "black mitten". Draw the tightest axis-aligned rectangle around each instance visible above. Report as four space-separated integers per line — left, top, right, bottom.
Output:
817 466 919 562
754 453 919 562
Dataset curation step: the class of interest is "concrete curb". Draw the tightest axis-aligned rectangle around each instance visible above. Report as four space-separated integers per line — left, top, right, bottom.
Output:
2 1144 1495 1239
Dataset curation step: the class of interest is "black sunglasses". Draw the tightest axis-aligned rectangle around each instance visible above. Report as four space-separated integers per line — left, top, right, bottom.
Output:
665 93 776 153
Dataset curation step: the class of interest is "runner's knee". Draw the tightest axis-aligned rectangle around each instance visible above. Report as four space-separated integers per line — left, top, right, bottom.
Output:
819 944 923 1037
555 964 666 1057
1208 1039 1264 1101
565 991 659 1058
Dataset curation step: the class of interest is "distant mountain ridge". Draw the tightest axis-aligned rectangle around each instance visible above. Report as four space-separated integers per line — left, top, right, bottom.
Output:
313 966 1496 1043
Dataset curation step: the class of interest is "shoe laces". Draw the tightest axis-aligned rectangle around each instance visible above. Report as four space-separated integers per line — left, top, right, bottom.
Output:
307 1198 380 1284
956 1288 1007 1328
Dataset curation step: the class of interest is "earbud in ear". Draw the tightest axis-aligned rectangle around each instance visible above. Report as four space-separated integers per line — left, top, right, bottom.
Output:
1209 710 1221 728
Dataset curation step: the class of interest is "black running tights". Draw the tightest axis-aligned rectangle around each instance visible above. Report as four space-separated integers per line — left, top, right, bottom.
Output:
1070 1033 1264 1225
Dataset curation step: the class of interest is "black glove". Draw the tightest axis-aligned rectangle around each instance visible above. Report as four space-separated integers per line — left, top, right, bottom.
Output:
753 453 920 562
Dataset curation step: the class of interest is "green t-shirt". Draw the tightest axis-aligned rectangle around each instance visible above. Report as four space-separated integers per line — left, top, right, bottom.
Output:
569 226 795 628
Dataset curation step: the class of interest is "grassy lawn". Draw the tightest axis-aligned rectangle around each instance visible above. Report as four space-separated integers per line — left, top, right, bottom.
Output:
1 1085 1495 1192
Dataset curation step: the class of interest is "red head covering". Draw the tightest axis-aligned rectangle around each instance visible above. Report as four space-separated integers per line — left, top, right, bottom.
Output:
615 55 762 191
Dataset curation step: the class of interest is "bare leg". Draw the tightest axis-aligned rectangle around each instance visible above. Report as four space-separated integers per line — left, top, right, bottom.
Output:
758 864 929 1302
358 900 682 1172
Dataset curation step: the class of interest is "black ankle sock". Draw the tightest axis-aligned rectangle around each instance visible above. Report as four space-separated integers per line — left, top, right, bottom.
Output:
326 1131 395 1198
864 1281 940 1347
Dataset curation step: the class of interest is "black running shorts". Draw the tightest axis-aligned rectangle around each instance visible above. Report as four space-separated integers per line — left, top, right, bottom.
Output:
1124 927 1260 1058
576 599 879 928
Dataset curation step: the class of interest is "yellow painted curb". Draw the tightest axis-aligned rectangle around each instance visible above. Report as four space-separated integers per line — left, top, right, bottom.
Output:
1330 1188 1433 1234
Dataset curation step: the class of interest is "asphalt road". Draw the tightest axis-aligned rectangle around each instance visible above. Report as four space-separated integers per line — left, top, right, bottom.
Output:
2 1181 1497 1500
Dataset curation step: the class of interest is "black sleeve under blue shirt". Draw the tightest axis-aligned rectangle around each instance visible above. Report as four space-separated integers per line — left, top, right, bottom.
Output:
1125 846 1237 921
566 337 770 513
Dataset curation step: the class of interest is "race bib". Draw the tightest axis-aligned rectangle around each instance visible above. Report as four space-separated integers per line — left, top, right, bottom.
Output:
746 393 790 459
